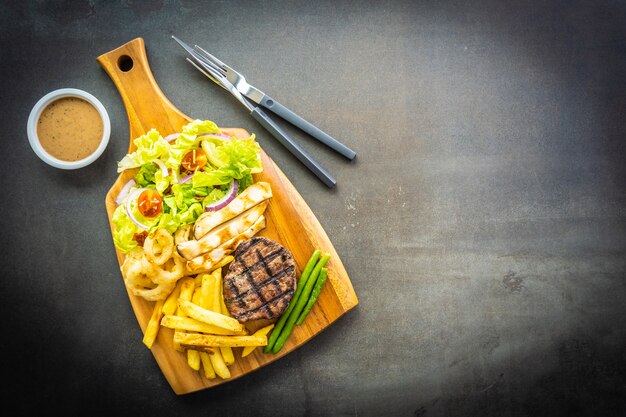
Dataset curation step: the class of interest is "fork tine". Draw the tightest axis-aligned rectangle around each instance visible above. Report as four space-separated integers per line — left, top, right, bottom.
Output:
193 45 228 71
192 51 224 75
171 35 194 55
185 58 226 90
184 53 253 111
171 35 223 74
172 36 225 83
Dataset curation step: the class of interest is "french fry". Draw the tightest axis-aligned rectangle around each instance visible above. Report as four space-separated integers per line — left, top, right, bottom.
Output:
193 274 221 380
162 279 183 315
200 352 216 379
241 324 275 358
204 271 218 309
210 351 231 379
173 278 195 352
142 299 165 349
219 278 230 317
213 269 235 365
177 299 244 333
175 332 268 348
219 339 235 366
219 299 230 319
160 315 245 336
187 349 201 370
176 278 196 312
192 287 202 304
194 272 210 288
186 287 204 370
200 274 213 309
219 335 236 367
201 270 230 378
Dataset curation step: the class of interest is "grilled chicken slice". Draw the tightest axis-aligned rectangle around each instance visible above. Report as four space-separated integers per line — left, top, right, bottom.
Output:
186 215 267 274
193 181 272 239
177 200 268 260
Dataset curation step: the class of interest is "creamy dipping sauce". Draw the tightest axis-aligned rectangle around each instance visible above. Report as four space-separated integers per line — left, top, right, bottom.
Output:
37 97 104 161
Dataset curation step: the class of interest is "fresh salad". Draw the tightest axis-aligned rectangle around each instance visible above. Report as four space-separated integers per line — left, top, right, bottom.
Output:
112 119 263 253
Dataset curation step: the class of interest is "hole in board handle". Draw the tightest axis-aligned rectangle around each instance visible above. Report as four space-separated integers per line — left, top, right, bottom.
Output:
117 55 134 72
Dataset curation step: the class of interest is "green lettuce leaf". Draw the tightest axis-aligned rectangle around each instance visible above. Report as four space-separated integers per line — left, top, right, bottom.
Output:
167 183 209 226
193 134 262 189
203 187 228 206
134 163 157 187
117 129 170 172
154 168 170 194
112 204 140 253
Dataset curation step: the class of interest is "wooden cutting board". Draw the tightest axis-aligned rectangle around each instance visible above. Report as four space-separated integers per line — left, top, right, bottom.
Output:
98 38 358 395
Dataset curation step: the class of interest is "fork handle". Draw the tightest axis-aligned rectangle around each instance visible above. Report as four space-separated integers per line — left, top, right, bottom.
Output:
250 107 336 188
259 96 356 160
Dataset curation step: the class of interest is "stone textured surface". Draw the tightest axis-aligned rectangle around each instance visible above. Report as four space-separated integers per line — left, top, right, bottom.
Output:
0 1 625 416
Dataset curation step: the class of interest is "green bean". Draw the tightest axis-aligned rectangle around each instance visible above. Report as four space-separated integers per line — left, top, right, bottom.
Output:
272 253 331 354
295 267 328 325
264 249 321 353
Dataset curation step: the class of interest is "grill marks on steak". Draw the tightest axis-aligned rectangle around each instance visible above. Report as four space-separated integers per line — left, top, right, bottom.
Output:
223 237 296 322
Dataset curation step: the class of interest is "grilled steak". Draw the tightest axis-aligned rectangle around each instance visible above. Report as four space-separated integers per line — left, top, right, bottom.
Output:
223 237 297 322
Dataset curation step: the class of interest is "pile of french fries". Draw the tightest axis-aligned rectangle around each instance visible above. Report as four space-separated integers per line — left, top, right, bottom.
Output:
142 258 273 380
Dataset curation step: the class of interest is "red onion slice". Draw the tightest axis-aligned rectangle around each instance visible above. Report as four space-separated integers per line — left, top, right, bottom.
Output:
152 159 169 178
125 188 151 230
204 179 238 212
164 133 179 142
197 133 232 140
179 174 193 184
115 179 136 205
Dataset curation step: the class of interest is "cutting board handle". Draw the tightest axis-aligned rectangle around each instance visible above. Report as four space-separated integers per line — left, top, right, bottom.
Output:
97 38 190 152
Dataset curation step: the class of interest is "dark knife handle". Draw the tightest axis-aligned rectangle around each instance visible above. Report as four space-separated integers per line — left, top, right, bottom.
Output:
250 107 337 188
259 95 356 160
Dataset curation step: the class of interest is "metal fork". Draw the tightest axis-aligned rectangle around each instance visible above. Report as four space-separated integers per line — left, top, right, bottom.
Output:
191 44 357 160
172 35 337 188
194 45 266 105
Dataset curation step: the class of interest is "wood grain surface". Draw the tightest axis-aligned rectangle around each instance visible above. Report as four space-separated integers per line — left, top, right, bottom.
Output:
97 38 358 395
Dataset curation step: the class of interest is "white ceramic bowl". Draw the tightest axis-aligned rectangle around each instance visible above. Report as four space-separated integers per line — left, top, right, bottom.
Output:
27 88 111 169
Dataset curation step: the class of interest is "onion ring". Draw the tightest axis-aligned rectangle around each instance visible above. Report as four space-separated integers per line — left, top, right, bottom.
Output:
141 252 185 285
144 229 174 266
121 250 148 284
127 281 176 301
125 267 154 288
122 255 159 291
120 238 185 301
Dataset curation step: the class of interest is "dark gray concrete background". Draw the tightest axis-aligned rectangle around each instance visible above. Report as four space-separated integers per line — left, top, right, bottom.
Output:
1 1 625 416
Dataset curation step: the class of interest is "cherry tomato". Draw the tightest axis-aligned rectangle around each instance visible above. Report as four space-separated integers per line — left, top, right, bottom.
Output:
137 189 163 218
181 149 208 171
